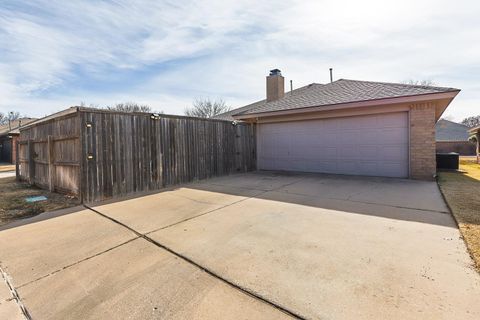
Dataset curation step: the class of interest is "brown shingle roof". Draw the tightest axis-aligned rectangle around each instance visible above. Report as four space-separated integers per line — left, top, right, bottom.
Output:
213 83 320 121
0 118 37 136
219 79 459 120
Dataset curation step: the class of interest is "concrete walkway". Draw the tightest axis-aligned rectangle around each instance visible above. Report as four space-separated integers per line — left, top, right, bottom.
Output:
0 171 15 179
0 172 479 319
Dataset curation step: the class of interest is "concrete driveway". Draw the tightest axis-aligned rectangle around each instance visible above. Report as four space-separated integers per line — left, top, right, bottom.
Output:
1 172 479 319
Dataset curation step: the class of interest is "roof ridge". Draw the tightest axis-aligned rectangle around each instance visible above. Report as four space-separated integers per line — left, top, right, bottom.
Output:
438 118 465 125
217 78 460 120
214 82 324 119
337 78 459 91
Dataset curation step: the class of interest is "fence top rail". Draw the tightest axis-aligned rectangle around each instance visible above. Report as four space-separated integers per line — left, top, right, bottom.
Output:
20 106 251 134
77 107 242 124
19 107 80 132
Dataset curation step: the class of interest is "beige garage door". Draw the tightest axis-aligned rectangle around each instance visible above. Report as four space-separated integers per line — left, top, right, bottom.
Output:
257 112 409 178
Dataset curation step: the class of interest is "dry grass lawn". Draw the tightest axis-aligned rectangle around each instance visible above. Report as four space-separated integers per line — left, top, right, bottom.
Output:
0 177 79 226
0 163 15 172
438 158 480 271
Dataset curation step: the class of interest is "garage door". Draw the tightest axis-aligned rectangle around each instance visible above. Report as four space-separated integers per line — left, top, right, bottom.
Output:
257 112 409 178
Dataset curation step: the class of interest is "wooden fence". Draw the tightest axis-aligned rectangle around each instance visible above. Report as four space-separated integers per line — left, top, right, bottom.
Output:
18 108 256 203
18 110 81 194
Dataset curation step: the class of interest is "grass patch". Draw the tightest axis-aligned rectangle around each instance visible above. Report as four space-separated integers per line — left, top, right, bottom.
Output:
438 160 480 271
0 177 79 226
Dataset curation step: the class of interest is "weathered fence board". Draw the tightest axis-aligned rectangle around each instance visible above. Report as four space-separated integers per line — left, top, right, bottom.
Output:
80 110 256 202
19 108 256 203
18 111 81 194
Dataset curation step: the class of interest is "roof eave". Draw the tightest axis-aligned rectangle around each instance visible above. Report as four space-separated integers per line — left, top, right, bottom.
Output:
233 90 460 120
469 126 480 133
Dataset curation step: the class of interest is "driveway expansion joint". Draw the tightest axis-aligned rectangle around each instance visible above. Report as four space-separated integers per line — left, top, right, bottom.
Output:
15 237 140 290
84 204 306 320
275 190 450 215
143 178 306 236
1 265 31 320
144 190 266 236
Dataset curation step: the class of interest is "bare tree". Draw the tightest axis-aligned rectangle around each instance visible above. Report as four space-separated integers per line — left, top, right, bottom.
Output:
185 98 230 118
107 102 152 113
0 111 21 125
402 79 437 86
461 115 480 128
80 101 161 113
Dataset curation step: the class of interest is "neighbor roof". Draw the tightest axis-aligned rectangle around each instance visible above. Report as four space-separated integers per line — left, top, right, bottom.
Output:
469 125 480 135
218 79 459 120
435 119 470 141
0 118 37 136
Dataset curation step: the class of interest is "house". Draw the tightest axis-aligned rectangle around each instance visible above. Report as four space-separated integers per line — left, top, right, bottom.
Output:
217 69 460 180
469 126 480 163
0 118 37 163
435 119 475 155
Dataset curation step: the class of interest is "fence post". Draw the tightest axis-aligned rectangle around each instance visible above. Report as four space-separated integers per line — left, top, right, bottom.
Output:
48 135 55 191
15 140 20 181
28 140 35 185
234 124 242 172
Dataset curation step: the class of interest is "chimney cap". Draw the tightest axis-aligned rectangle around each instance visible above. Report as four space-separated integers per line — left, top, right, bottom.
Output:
269 69 282 76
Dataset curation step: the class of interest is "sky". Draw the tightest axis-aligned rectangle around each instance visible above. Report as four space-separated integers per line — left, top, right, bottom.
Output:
0 0 479 121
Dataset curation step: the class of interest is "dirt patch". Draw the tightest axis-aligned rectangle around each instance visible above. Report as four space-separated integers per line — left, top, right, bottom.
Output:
0 177 79 226
438 161 480 271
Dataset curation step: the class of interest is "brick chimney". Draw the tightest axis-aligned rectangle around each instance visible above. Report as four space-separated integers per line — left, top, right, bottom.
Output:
266 69 284 102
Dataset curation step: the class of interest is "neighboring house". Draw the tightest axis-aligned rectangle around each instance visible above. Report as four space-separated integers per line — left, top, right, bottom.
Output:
435 119 476 155
216 69 460 180
469 126 480 163
0 118 37 163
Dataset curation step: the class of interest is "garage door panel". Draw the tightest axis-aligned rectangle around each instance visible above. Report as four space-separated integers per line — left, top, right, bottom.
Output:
337 160 358 174
324 147 338 159
381 112 407 127
357 116 378 129
358 146 379 160
339 146 357 159
360 129 381 142
357 161 378 175
289 160 306 171
321 120 337 131
339 132 357 144
381 145 408 161
307 160 337 173
382 128 409 144
258 112 409 178
323 133 337 145
380 162 406 177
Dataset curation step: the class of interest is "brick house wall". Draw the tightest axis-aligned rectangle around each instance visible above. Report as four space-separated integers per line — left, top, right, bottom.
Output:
409 102 437 180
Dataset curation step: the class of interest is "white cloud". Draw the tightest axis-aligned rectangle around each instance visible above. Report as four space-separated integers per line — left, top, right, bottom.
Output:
0 0 479 122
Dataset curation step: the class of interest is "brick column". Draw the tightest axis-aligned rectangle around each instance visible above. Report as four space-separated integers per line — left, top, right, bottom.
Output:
11 136 17 164
409 102 437 180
